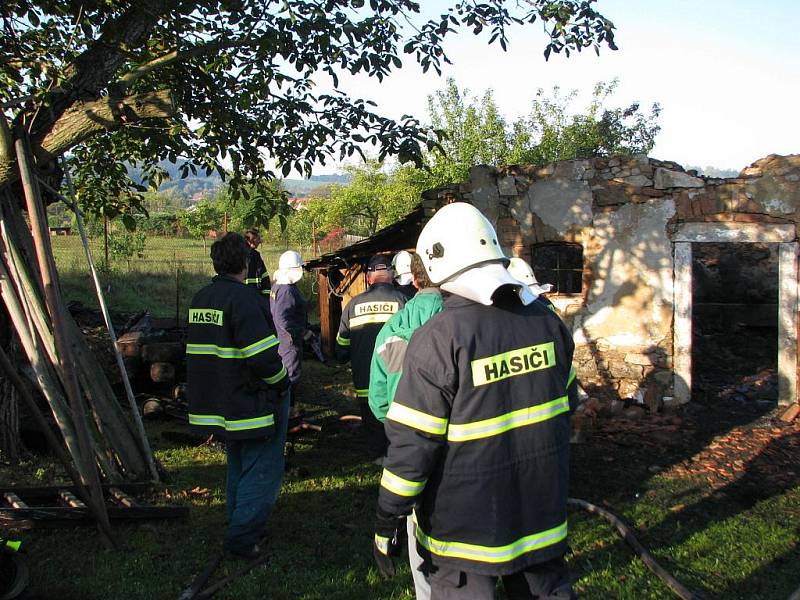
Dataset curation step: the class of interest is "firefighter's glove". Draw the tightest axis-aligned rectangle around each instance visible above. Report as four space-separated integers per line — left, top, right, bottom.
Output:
373 509 406 579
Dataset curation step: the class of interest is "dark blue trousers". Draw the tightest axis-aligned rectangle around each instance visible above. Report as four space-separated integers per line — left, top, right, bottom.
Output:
224 392 289 552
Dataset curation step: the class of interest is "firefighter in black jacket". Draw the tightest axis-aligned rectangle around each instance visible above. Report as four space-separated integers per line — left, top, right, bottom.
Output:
244 228 271 299
373 203 578 599
187 232 288 560
336 254 408 460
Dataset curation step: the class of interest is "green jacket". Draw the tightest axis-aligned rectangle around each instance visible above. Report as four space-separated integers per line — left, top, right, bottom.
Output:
368 289 444 421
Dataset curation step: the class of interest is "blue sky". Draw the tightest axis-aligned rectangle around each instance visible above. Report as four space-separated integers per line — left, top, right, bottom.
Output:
330 0 800 173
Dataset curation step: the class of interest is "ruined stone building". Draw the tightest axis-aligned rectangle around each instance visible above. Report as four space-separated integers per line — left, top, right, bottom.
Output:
308 154 800 408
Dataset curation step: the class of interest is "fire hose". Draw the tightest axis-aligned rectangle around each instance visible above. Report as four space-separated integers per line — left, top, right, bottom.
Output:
568 498 702 600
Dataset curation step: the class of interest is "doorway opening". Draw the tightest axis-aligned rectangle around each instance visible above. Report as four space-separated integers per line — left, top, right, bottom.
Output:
691 242 778 405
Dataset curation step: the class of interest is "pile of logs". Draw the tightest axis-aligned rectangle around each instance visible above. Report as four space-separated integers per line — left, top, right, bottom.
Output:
117 313 185 389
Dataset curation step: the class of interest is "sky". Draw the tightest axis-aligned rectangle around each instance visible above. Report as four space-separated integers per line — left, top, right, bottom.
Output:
323 0 800 174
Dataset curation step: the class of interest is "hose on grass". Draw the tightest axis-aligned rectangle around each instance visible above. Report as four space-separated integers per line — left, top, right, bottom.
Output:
568 497 702 600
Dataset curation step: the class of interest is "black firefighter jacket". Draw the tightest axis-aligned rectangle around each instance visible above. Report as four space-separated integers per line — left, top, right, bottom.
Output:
377 289 578 576
336 282 408 400
245 248 271 297
186 275 287 440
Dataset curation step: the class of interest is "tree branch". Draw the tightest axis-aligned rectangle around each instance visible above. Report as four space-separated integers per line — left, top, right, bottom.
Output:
0 90 174 190
36 90 175 162
116 39 256 91
26 0 175 137
0 112 12 164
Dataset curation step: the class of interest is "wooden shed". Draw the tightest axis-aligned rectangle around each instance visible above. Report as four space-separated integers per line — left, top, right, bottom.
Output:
305 205 427 357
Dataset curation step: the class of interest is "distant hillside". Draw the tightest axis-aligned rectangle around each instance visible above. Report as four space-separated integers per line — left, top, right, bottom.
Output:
686 165 739 178
283 174 350 196
127 162 349 200
127 161 222 200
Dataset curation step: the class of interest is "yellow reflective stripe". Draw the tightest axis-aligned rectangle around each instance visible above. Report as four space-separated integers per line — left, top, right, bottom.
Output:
355 387 369 398
186 335 279 359
417 520 568 564
447 396 570 442
567 366 577 387
386 402 448 435
350 313 393 329
4 539 21 552
471 341 556 386
189 413 274 431
336 334 350 346
380 468 426 497
261 289 270 295
374 534 390 555
263 365 287 385
244 277 260 284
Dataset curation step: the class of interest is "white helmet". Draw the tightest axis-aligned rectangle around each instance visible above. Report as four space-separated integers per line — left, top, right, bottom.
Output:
274 250 303 284
278 250 302 270
507 257 538 286
392 250 413 286
507 257 553 295
416 202 507 284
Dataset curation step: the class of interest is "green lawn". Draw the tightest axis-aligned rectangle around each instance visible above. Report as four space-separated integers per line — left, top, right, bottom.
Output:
51 235 316 319
8 359 800 599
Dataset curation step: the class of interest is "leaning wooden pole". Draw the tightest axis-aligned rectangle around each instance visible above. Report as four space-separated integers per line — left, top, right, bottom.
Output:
15 135 114 547
53 167 159 482
0 345 91 502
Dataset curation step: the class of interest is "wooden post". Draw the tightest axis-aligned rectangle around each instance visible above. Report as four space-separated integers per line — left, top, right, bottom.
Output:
317 269 341 358
103 215 109 267
15 135 113 547
311 221 317 257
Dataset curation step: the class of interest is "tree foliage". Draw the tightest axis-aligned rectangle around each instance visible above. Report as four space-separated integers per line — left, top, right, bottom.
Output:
316 161 433 238
219 178 292 233
0 0 617 222
426 78 661 183
177 200 222 248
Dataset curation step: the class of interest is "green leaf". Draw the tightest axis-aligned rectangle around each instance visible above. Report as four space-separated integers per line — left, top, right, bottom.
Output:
122 214 137 231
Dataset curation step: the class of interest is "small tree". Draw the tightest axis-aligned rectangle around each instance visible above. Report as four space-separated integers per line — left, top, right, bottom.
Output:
321 162 432 237
108 230 147 269
178 201 222 250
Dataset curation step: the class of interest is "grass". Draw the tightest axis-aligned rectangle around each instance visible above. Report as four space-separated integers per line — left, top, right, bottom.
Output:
50 236 318 319
6 359 800 599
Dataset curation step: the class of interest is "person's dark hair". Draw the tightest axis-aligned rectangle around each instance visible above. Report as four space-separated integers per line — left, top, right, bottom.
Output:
211 232 249 275
410 252 434 289
244 228 260 244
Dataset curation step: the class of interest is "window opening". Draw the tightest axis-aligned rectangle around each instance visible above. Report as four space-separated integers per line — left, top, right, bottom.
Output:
530 243 583 294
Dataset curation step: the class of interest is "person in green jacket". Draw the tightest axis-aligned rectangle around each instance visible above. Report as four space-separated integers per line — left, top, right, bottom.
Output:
369 253 443 422
368 253 442 600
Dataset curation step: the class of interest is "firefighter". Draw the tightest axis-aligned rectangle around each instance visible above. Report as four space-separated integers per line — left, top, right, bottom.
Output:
373 203 578 599
271 250 307 421
368 252 442 600
392 250 416 299
244 228 271 299
336 253 408 461
186 232 289 560
507 257 557 312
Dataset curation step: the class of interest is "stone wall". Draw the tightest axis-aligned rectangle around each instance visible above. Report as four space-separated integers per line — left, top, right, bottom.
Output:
420 154 800 408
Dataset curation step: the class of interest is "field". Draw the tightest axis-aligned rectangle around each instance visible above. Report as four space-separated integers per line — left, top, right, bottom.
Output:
51 235 316 319
6 357 800 600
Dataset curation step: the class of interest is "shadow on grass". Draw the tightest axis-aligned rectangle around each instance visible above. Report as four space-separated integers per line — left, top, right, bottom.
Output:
569 412 799 599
